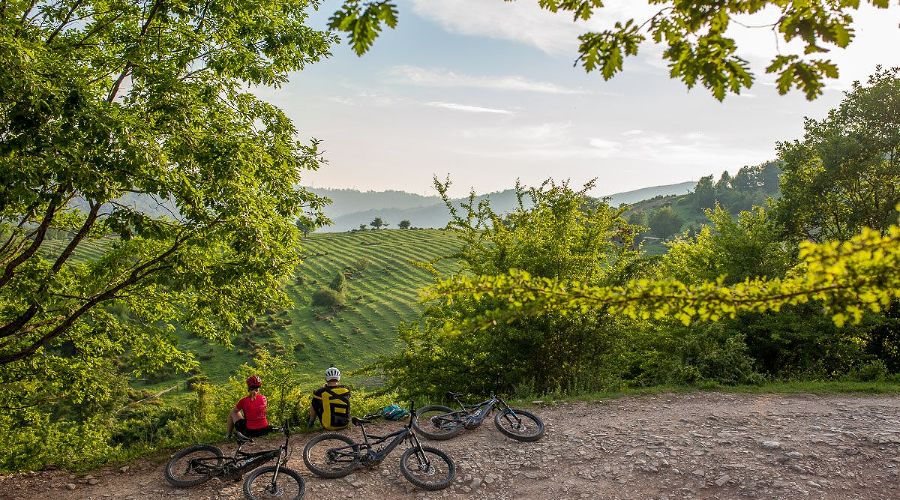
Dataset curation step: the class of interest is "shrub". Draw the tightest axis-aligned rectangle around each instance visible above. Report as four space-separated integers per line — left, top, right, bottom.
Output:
329 272 346 293
311 287 344 310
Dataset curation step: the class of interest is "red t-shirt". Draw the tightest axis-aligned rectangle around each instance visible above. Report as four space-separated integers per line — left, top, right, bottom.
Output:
236 394 269 430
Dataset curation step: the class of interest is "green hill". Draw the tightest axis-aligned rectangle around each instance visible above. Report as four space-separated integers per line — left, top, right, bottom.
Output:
173 229 462 384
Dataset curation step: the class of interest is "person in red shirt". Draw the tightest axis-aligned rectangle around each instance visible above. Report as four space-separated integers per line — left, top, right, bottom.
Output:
227 375 273 438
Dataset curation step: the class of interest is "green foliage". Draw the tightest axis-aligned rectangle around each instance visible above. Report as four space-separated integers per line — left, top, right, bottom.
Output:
618 323 764 387
660 206 793 285
647 206 684 239
694 175 717 210
0 0 334 470
381 179 644 398
370 217 387 229
311 287 345 310
331 0 886 99
398 220 411 229
329 271 347 293
328 0 399 56
775 66 900 242
429 219 900 330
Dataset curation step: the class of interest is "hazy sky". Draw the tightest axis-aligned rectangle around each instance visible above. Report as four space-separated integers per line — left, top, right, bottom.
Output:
258 0 900 197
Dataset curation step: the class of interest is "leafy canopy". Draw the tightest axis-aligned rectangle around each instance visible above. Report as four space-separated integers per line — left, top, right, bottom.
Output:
326 0 895 100
775 66 900 241
0 0 332 411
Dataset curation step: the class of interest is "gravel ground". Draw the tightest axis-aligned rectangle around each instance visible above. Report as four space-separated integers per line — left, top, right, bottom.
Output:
2 392 899 499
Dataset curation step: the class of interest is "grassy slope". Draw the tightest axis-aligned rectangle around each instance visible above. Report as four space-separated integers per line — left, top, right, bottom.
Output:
180 229 461 384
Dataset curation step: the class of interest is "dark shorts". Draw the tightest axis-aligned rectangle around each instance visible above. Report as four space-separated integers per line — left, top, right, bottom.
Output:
235 419 272 438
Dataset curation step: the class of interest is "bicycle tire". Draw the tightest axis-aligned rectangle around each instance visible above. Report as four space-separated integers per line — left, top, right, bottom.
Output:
302 432 360 478
399 445 456 491
494 408 545 442
164 444 225 487
243 465 305 499
412 405 464 440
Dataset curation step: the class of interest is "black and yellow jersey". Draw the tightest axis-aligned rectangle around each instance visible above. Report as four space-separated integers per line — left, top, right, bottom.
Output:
311 385 351 430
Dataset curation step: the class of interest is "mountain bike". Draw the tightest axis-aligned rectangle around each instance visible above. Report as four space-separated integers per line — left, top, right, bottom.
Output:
412 392 544 442
164 424 304 499
303 402 455 491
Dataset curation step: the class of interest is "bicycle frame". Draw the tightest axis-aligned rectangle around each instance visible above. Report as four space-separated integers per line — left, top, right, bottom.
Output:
188 425 291 479
324 404 433 468
449 393 510 423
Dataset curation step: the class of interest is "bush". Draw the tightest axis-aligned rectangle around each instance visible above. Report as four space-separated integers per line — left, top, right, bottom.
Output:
329 272 346 293
311 288 344 310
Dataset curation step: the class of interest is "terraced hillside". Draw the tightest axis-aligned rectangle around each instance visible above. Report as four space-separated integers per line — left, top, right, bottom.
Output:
178 229 462 383
285 229 461 374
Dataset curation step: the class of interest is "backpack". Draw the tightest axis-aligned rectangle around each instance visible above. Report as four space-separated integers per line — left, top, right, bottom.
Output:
314 386 351 431
381 404 409 421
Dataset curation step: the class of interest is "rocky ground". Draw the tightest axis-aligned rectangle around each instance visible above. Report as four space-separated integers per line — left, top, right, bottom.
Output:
3 392 899 499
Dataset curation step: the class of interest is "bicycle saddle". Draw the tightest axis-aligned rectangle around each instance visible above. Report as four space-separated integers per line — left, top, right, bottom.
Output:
234 431 253 444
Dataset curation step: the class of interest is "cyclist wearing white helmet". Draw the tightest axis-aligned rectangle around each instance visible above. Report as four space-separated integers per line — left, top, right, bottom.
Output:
309 365 352 430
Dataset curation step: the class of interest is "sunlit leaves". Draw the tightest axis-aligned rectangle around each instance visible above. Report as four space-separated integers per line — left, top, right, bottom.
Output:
426 220 900 331
577 20 644 78
328 0 399 56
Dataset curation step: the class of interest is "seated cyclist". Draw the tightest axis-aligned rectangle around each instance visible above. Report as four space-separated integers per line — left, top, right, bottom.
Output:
309 366 351 430
227 375 273 439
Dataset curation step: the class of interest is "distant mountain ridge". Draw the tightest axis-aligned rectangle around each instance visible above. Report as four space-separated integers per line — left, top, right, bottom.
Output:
312 181 697 232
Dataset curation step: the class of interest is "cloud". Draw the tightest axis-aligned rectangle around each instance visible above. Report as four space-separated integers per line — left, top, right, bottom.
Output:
455 124 769 167
411 0 657 55
388 65 589 94
426 101 513 114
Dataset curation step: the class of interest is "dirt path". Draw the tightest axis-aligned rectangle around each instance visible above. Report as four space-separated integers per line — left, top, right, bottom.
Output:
3 392 899 499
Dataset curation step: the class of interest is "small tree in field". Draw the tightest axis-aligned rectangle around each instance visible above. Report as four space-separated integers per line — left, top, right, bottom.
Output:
370 217 387 229
398 220 411 229
359 224 367 231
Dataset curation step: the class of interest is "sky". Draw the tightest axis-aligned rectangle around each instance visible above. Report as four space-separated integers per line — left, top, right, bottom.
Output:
257 0 900 198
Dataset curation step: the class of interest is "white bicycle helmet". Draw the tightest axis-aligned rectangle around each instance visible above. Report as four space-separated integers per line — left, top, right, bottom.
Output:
325 366 341 382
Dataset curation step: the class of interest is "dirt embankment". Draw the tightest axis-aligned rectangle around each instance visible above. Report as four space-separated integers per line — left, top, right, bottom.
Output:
3 392 899 499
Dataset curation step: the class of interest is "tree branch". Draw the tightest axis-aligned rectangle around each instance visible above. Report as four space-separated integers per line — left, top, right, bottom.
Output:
0 236 186 365
0 186 66 290
107 0 163 102
46 0 84 45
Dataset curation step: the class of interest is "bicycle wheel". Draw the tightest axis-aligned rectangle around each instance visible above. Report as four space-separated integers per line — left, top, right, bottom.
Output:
243 465 305 499
494 408 545 442
302 432 360 478
164 444 224 487
399 445 456 491
412 405 464 440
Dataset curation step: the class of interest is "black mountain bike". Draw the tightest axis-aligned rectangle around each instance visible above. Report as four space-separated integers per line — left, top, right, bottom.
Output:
303 402 456 491
413 392 544 442
165 424 305 499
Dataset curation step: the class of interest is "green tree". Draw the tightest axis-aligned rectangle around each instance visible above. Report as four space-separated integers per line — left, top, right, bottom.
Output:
370 217 387 229
329 0 891 99
398 219 411 229
0 0 330 432
382 179 643 397
359 224 368 231
715 171 733 192
693 175 717 209
660 206 793 285
648 206 684 239
776 67 900 241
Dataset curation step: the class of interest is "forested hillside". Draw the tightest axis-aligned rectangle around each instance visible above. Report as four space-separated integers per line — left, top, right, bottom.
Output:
627 162 782 252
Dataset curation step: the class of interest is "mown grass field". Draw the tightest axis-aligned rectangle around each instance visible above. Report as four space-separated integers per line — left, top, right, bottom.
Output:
181 229 462 384
41 230 462 386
